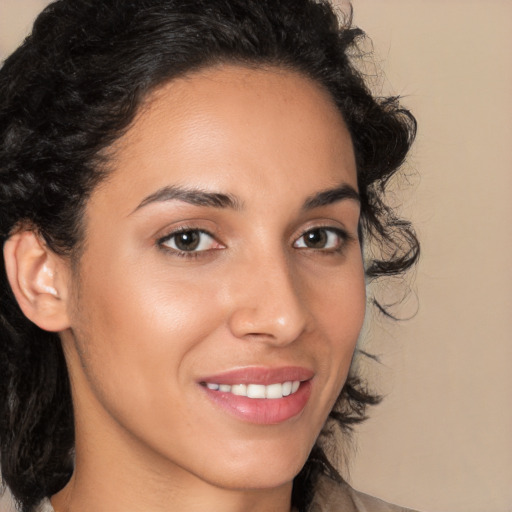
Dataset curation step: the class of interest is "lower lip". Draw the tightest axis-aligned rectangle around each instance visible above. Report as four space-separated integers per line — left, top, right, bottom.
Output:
202 381 312 424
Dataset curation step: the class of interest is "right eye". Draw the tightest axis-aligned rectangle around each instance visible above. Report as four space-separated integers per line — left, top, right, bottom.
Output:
158 229 220 254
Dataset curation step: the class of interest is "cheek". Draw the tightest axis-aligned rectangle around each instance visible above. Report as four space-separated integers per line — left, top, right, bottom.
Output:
65 257 233 458
309 261 366 384
313 261 366 339
69 249 227 401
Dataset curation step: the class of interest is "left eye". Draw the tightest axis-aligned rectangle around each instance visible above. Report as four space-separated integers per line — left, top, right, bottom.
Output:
160 230 218 252
293 227 345 250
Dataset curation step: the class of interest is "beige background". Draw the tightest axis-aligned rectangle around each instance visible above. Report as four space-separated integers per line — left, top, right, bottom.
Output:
1 1 511 512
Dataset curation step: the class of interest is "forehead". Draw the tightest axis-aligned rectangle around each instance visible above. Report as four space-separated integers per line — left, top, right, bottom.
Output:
95 64 356 214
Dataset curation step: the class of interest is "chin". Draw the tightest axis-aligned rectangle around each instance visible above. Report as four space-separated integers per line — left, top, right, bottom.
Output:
206 465 301 492
199 441 311 491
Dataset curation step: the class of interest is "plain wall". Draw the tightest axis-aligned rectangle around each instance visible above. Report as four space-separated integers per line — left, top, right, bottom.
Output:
1 1 511 512
343 2 512 512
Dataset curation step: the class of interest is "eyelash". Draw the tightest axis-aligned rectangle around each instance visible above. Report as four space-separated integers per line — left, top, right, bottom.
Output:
157 227 220 259
293 226 350 253
157 226 351 259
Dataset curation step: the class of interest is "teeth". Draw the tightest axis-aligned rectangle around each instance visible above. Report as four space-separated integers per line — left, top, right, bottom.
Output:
231 384 247 396
247 384 266 398
265 383 283 399
282 381 292 396
205 380 302 399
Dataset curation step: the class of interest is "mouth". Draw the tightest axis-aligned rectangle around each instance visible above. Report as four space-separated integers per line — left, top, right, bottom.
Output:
201 380 301 399
199 367 313 424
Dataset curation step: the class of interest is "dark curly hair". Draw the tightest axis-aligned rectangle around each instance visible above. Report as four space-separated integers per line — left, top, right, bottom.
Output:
0 1 418 510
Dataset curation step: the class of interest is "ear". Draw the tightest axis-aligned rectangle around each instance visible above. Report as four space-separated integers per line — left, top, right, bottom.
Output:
3 231 71 332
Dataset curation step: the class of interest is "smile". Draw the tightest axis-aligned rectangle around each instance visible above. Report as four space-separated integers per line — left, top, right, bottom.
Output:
203 381 301 399
199 367 313 424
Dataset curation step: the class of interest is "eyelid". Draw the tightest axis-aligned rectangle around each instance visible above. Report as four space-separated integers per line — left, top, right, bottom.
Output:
293 225 352 251
157 225 225 256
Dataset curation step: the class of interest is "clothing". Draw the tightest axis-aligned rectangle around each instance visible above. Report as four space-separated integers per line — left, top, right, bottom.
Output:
34 476 418 512
308 474 418 512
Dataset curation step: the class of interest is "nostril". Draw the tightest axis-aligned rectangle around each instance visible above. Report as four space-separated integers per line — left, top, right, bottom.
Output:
226 265 310 344
227 306 308 346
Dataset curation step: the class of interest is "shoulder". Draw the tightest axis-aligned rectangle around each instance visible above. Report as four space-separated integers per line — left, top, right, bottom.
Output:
309 474 420 512
32 498 54 512
33 478 420 512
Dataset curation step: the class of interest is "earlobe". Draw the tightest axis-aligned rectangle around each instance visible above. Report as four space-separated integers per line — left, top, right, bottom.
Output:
3 231 71 332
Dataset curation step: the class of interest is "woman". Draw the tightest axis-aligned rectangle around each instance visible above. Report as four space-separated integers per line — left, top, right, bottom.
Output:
0 1 419 511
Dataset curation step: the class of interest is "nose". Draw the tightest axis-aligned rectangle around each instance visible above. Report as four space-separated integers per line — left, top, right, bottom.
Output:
227 251 310 345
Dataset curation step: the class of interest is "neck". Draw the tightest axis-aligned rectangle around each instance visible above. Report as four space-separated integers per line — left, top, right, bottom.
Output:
52 475 294 512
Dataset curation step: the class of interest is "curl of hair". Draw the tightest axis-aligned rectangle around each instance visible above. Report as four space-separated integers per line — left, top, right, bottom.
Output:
0 1 419 510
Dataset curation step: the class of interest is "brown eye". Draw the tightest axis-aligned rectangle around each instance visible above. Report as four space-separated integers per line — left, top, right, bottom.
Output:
294 227 345 250
303 229 328 248
174 231 201 251
160 229 217 252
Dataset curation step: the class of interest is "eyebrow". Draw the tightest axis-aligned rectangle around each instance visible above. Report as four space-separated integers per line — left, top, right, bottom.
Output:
132 182 359 214
132 185 243 213
302 184 360 210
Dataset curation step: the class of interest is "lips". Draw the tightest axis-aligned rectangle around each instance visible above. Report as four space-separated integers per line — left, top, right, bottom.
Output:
200 366 314 386
199 366 313 424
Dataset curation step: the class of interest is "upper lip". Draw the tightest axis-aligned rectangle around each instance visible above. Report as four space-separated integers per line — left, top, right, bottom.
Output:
199 366 314 386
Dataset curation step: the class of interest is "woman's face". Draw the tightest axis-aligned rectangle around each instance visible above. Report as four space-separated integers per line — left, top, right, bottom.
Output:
60 65 365 492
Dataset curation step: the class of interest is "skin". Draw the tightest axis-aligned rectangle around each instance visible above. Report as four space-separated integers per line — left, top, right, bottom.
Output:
42 65 366 512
